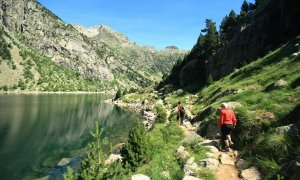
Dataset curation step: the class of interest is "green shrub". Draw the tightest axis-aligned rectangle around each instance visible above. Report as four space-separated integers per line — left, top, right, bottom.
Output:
114 89 122 100
155 105 167 123
18 80 26 90
121 120 151 171
3 85 8 91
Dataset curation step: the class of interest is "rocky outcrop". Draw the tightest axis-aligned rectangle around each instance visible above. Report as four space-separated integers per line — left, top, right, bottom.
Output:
208 0 300 80
275 123 299 136
266 79 288 91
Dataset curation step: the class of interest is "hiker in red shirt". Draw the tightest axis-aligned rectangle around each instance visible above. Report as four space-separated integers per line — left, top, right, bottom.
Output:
219 103 237 151
177 101 185 125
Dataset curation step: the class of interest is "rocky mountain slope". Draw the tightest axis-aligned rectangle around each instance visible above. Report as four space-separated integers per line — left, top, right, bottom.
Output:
162 0 300 88
0 0 185 92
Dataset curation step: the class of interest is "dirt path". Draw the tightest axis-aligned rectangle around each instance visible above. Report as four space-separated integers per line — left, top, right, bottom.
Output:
215 150 241 180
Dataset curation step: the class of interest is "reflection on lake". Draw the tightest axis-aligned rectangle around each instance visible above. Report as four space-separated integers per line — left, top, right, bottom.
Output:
0 94 137 180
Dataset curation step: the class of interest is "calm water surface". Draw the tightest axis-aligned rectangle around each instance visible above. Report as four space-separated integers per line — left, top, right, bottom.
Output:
0 94 137 180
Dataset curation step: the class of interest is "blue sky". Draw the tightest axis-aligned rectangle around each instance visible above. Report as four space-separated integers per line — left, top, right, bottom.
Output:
37 0 254 50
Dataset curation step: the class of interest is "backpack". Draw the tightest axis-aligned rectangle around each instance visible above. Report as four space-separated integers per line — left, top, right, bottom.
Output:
180 105 185 115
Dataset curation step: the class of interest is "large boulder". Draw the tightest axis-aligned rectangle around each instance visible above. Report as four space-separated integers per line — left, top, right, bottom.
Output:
206 123 221 138
205 146 219 153
266 79 288 91
198 139 219 149
181 131 202 144
240 167 261 180
131 174 150 180
236 159 251 171
275 124 299 136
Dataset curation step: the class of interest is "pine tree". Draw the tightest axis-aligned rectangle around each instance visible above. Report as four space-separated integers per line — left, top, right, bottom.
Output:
122 88 128 96
241 0 250 14
114 89 122 100
121 120 151 171
202 19 220 60
220 10 237 44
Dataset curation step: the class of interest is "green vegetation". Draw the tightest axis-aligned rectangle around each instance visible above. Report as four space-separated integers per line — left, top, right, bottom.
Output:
64 121 131 180
121 120 151 171
136 122 185 179
0 27 12 61
64 119 187 180
154 104 167 123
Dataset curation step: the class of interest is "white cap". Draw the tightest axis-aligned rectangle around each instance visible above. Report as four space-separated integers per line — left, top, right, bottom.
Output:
221 103 228 108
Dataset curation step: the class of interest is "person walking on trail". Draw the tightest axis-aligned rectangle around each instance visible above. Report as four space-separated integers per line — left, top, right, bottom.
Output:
177 101 185 125
219 102 237 151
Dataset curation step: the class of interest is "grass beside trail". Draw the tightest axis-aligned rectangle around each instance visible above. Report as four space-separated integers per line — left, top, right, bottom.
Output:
160 36 300 179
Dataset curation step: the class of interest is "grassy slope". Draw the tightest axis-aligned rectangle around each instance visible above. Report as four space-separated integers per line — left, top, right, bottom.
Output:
160 36 300 179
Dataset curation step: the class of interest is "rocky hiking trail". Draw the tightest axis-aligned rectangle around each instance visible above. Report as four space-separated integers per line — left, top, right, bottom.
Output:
109 99 261 180
181 124 240 180
170 98 261 180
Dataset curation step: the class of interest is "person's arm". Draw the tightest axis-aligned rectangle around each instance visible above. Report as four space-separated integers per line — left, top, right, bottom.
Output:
219 110 223 128
232 111 237 128
177 105 180 115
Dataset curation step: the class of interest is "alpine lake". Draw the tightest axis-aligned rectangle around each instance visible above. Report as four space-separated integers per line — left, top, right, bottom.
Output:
0 94 137 180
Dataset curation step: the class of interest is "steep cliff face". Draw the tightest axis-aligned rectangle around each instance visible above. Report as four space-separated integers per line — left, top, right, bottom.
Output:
0 0 185 90
207 0 300 80
162 0 300 88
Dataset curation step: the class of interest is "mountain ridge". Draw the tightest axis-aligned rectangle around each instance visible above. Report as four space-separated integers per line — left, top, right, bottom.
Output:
0 0 186 92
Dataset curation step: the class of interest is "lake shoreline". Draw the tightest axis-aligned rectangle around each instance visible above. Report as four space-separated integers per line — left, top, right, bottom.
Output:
0 90 113 95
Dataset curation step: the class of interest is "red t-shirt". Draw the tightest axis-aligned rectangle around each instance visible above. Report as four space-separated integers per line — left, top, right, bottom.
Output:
219 108 237 127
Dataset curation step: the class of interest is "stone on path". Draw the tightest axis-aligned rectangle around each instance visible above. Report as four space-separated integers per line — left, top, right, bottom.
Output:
219 153 235 166
205 145 219 153
177 146 185 153
199 158 219 169
240 167 261 180
199 139 219 148
205 152 215 158
236 159 250 171
131 174 150 180
182 176 201 180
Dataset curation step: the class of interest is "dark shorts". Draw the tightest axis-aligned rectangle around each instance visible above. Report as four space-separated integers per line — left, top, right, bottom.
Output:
221 124 234 139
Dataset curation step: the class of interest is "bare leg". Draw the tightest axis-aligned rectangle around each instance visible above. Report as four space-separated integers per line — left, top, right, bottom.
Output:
224 139 230 148
227 135 234 145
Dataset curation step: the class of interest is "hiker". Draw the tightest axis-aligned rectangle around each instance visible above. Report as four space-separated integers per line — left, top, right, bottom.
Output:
140 100 146 116
177 101 185 125
219 102 237 151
